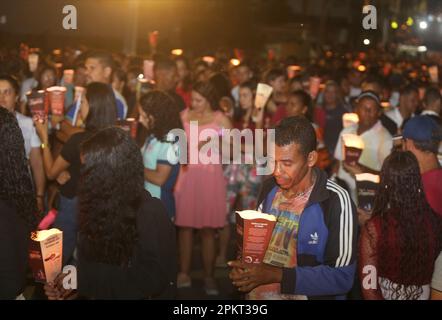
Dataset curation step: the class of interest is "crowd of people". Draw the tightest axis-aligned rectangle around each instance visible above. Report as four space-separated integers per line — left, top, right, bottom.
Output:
0 43 441 300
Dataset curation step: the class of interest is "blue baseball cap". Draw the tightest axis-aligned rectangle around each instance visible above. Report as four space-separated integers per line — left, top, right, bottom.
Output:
402 115 441 142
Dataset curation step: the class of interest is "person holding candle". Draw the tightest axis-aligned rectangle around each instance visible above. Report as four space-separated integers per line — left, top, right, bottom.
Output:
34 82 117 265
334 91 393 205
20 64 58 113
229 116 358 300
44 127 177 299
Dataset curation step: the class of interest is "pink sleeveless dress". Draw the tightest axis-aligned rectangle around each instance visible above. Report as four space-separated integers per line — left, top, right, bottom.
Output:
174 109 227 228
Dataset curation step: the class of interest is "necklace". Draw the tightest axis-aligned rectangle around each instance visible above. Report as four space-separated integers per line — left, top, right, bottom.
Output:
283 188 310 199
282 172 316 199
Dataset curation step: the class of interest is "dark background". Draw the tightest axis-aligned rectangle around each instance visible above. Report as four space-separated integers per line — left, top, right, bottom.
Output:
1 0 442 56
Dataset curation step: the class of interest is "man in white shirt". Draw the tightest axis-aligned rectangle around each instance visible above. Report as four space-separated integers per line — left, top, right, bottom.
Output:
384 85 419 130
334 91 393 202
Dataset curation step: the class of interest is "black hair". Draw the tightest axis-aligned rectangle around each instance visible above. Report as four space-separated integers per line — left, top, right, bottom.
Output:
362 75 384 88
275 116 317 158
78 127 144 265
113 68 127 83
84 82 118 131
0 107 39 230
289 89 314 122
239 80 258 93
154 57 177 72
237 61 253 74
234 80 258 122
264 68 286 83
424 86 441 107
192 81 220 111
357 90 381 109
0 74 20 95
86 51 116 72
289 75 303 87
35 64 57 90
209 73 232 100
139 90 183 141
400 84 419 96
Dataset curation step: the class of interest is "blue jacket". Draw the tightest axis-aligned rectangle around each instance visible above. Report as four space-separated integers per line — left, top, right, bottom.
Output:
257 167 358 300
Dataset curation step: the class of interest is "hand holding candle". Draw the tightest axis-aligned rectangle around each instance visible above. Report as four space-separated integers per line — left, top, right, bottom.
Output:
254 83 273 111
27 90 47 123
342 133 364 166
46 86 67 116
117 118 138 139
342 113 359 128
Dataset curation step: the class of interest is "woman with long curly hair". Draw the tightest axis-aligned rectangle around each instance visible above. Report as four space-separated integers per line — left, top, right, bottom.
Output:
359 150 442 300
44 127 177 299
138 90 183 219
34 82 117 265
0 107 39 299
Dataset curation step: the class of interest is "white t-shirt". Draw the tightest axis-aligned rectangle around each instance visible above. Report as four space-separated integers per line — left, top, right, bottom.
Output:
16 112 41 159
334 121 393 202
384 107 404 129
